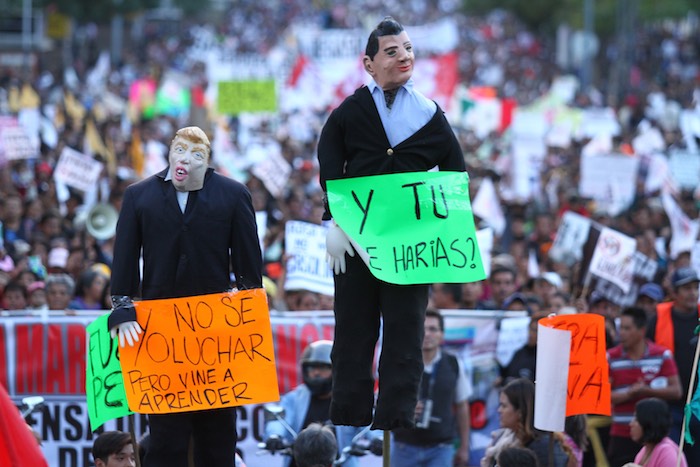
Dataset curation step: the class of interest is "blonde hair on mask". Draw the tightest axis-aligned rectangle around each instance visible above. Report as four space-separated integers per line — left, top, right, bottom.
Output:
171 126 211 155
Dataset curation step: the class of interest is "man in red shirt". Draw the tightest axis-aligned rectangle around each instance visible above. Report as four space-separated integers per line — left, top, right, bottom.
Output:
606 306 682 466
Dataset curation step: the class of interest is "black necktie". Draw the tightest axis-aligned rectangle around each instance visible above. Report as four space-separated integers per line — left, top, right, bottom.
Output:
384 88 398 109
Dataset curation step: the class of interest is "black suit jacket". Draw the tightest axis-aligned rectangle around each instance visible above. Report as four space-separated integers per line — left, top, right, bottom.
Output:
317 85 466 220
109 167 262 325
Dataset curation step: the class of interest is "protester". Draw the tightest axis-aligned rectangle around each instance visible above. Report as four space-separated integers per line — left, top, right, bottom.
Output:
606 307 681 466
391 309 471 466
481 378 570 467
263 340 380 467
647 267 700 465
628 398 688 467
0 2 697 464
91 431 135 467
293 423 337 467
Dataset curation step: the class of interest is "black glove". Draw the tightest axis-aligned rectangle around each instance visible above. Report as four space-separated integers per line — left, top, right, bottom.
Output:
107 295 137 330
369 437 383 456
265 435 285 452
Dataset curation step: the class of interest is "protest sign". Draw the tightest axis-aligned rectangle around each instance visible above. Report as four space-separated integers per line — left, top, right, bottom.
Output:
53 147 104 193
327 171 485 285
594 251 659 307
579 154 639 216
85 314 132 430
549 211 592 266
119 289 279 414
218 80 277 115
0 117 35 162
539 313 611 417
284 221 334 296
588 227 636 293
535 324 571 431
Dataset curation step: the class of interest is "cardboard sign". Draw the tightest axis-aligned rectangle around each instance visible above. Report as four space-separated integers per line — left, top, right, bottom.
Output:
327 171 486 285
539 314 611 417
588 227 637 293
85 314 132 430
53 147 104 193
217 80 277 115
119 289 279 414
284 221 334 296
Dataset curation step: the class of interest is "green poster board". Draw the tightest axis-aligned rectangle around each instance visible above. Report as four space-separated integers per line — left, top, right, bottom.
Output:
86 314 133 430
327 171 486 285
217 80 277 115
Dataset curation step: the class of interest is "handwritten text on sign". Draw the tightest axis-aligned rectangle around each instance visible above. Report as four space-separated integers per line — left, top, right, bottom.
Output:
540 313 611 416
86 314 132 430
119 289 279 414
327 171 486 284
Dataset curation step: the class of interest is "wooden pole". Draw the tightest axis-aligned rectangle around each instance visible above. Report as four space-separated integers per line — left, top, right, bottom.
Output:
677 320 700 467
383 430 390 467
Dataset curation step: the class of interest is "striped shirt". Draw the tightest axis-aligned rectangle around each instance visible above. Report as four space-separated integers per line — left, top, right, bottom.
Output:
607 341 678 437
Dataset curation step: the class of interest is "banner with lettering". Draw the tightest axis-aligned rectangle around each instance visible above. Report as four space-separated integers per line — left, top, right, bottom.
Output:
327 171 486 284
1 309 525 467
284 221 334 295
85 314 132 430
53 147 104 193
119 289 279 414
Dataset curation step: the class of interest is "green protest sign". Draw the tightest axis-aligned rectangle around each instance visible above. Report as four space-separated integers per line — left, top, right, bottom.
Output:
86 314 133 430
327 171 486 284
217 80 277 115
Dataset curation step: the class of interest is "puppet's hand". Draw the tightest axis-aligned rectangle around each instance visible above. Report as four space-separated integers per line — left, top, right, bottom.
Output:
110 321 143 347
326 223 355 274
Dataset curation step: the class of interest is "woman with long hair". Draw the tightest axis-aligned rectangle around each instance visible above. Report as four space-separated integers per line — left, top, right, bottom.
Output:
481 378 570 467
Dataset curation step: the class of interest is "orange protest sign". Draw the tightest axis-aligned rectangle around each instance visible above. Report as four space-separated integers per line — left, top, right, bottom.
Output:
539 313 611 416
119 289 279 414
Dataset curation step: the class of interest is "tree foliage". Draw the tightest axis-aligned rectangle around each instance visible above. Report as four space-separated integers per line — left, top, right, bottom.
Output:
463 0 696 38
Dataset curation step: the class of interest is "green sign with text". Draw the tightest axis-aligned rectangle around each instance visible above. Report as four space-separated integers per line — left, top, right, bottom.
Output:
327 171 486 285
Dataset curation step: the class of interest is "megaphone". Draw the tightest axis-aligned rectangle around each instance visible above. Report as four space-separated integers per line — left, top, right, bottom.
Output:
86 203 118 240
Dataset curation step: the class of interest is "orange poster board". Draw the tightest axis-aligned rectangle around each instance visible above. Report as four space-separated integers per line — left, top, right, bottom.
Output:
119 289 279 414
539 313 611 416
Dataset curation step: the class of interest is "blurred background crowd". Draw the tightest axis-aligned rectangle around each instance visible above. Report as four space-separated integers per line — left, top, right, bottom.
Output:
0 0 697 315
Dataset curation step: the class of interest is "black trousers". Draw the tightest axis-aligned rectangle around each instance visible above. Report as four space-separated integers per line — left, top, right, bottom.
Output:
144 407 237 467
330 253 428 430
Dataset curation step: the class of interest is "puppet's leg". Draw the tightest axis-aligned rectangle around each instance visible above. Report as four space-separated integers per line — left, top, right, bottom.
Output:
330 253 381 426
371 282 428 430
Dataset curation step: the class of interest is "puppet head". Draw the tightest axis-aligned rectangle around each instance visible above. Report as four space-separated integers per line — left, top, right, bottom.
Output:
168 126 211 192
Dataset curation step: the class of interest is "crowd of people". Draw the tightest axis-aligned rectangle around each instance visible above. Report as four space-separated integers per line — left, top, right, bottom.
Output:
0 2 699 467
